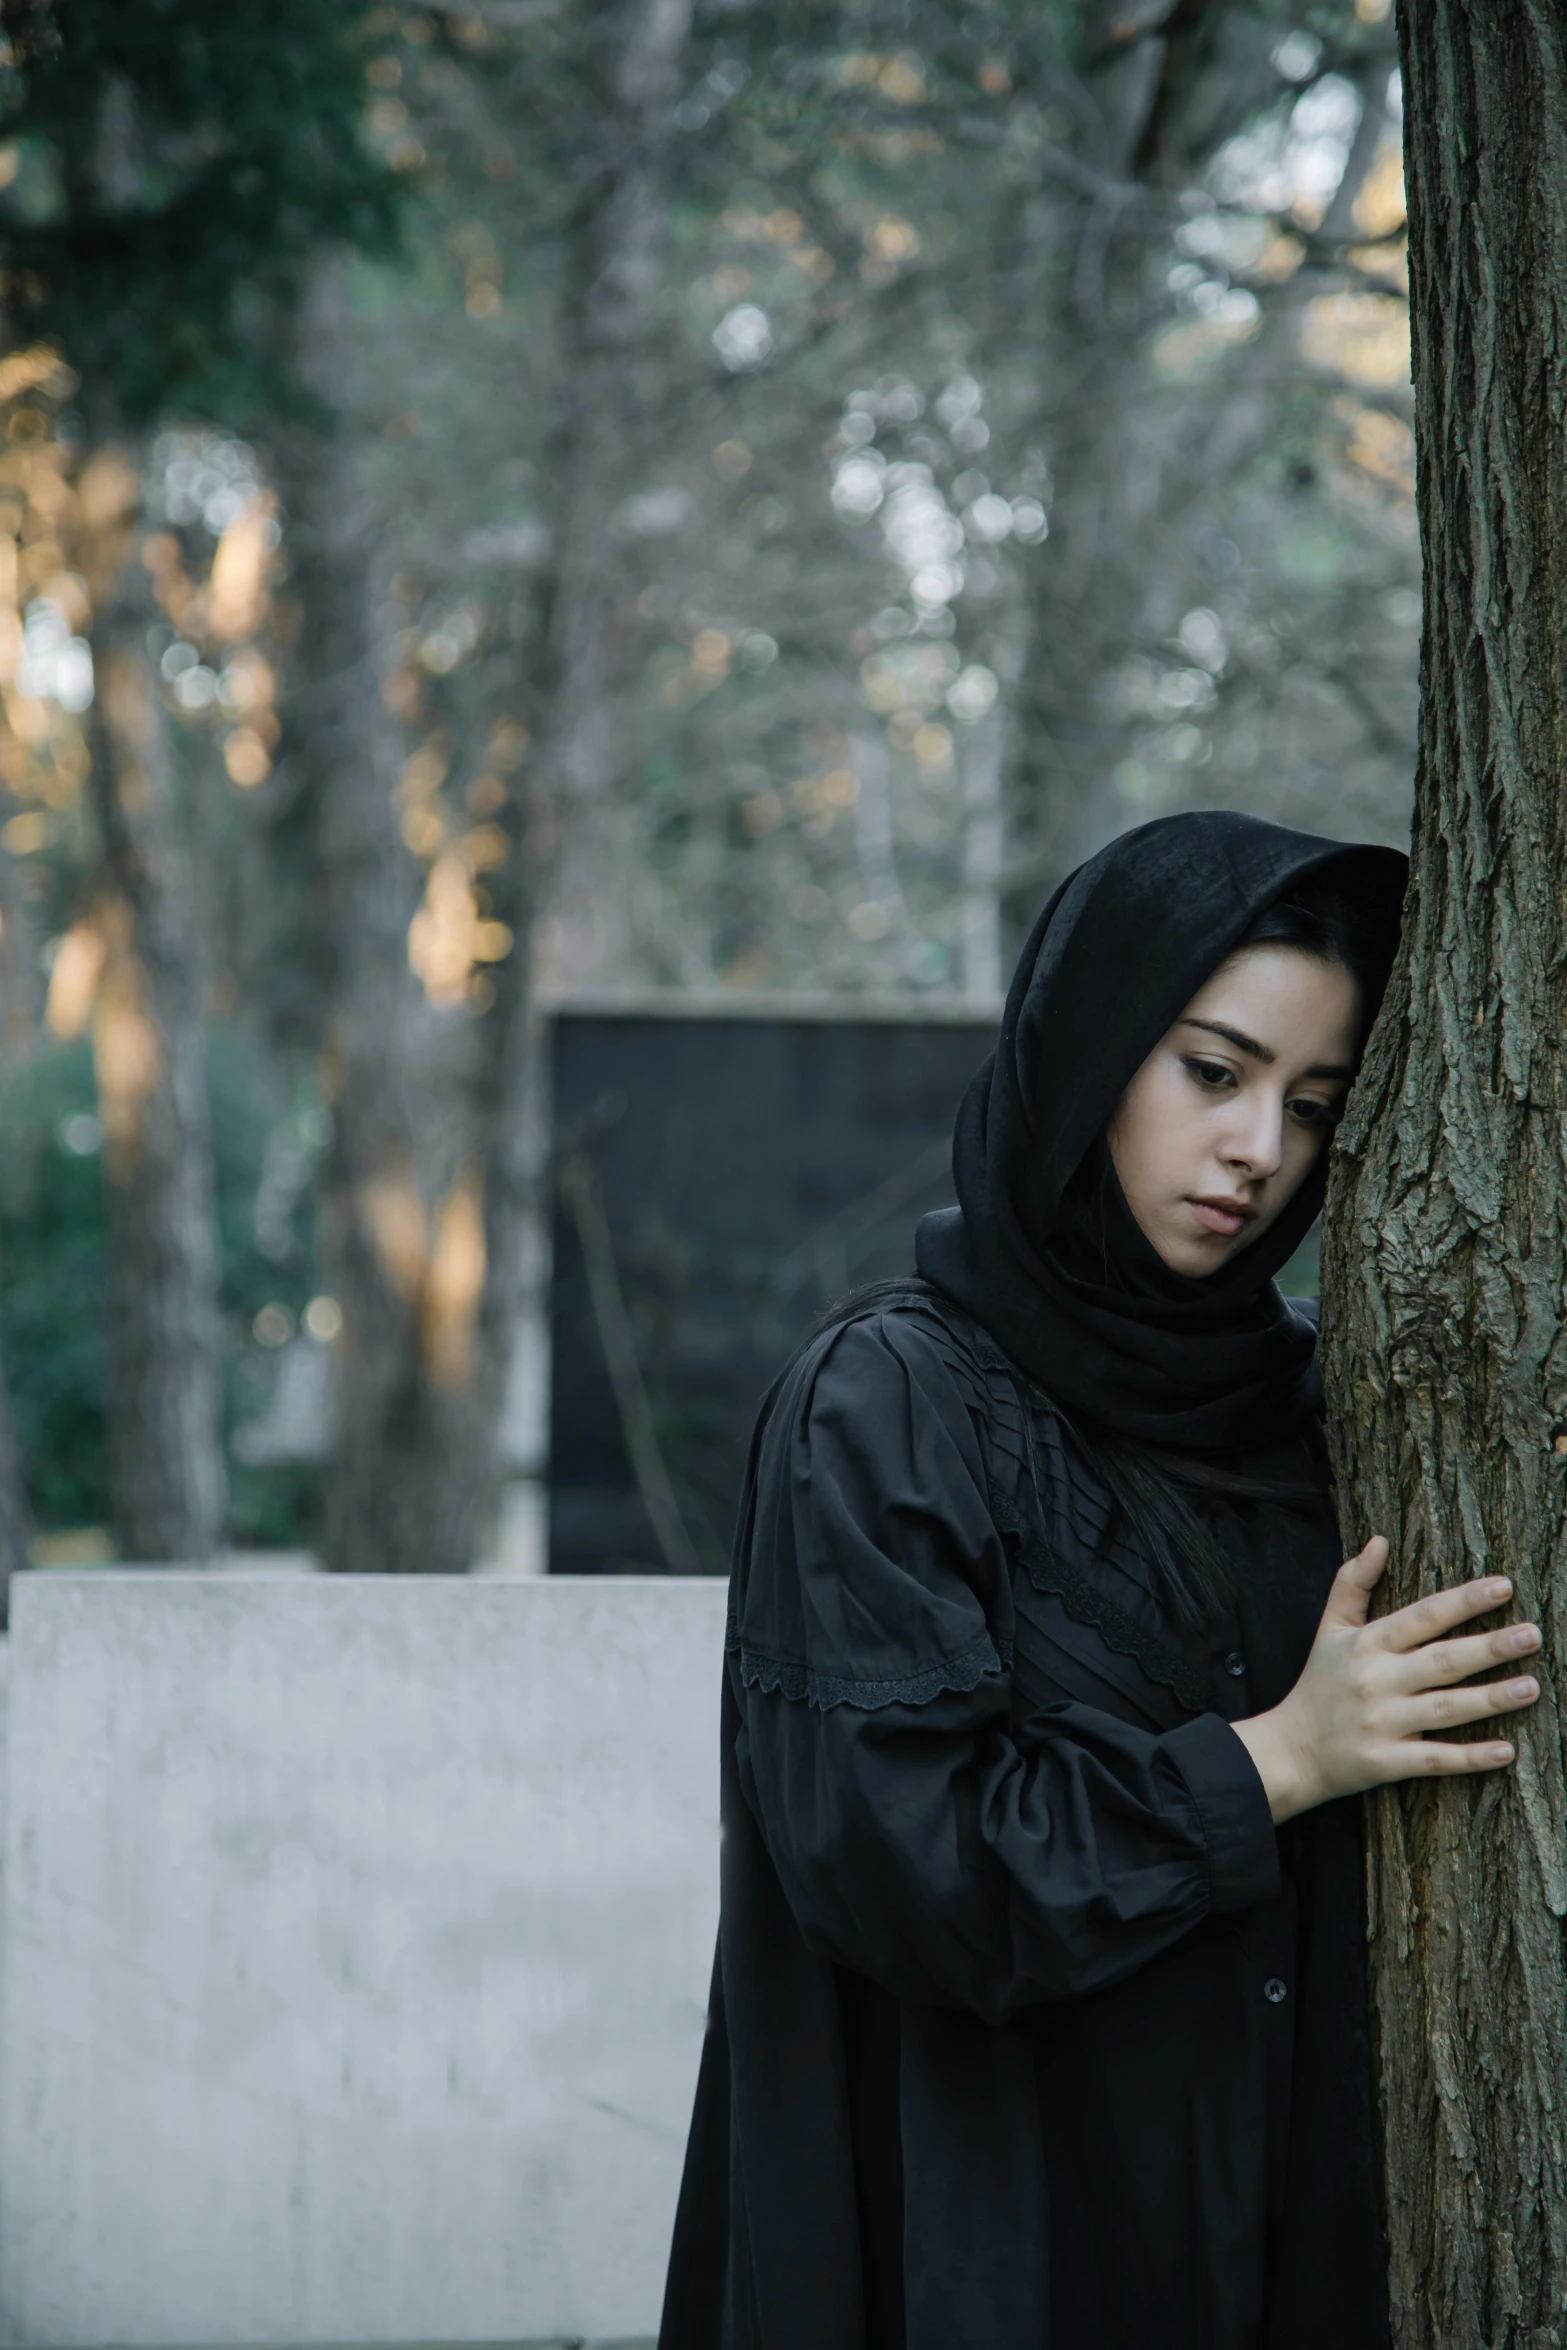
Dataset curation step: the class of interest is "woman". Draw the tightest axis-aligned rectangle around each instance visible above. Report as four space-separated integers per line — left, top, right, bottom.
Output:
658 811 1542 2350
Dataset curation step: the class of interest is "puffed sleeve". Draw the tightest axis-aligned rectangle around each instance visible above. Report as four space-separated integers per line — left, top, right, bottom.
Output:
728 1310 1280 2023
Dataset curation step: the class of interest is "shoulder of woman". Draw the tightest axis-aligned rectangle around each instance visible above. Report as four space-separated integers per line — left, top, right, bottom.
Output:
734 1301 1013 1707
782 1294 1002 1437
743 1303 1010 1595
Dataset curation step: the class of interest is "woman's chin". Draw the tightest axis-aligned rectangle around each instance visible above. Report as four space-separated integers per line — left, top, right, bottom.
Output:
1167 1244 1230 1277
1153 1220 1261 1278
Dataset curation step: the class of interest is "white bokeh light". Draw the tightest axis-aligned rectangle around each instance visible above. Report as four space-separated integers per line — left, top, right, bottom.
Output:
713 304 773 371
17 601 93 712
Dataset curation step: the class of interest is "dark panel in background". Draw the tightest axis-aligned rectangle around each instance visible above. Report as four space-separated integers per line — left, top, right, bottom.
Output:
548 1002 996 1575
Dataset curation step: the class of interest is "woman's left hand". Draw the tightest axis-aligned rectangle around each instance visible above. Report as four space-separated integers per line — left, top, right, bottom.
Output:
1231 1535 1542 1824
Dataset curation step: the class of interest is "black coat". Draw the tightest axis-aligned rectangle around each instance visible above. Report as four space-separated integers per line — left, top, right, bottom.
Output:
659 1294 1388 2350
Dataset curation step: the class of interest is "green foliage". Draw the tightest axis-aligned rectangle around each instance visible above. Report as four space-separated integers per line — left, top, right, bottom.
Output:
1277 1222 1322 1298
0 0 403 424
0 1026 324 1538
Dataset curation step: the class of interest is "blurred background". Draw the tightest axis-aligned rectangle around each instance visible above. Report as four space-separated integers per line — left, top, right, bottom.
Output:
0 0 1415 1593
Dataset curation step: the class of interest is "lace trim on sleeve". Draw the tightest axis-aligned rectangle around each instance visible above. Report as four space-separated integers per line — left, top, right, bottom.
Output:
727 1617 1009 1713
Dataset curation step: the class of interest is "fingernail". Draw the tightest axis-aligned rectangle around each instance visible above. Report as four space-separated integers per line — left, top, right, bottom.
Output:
1508 1627 1541 1653
1489 1579 1514 1597
1492 1743 1516 1761
1509 1679 1539 1701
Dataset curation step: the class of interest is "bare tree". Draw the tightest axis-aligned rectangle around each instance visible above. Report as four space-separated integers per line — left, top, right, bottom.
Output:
299 0 695 1574
84 456 226 1561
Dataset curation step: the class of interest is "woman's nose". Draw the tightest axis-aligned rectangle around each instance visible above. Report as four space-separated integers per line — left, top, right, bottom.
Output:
1223 1095 1285 1177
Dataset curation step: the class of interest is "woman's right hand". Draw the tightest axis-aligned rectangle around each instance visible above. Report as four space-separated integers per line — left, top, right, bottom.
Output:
1231 1536 1543 1825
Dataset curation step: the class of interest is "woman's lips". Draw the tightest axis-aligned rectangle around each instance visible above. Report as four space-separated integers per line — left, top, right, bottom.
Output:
1188 1196 1255 1238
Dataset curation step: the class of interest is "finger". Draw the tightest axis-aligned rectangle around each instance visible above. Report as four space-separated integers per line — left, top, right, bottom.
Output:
1322 1536 1389 1629
1396 1621 1542 1690
1395 1676 1540 1736
1373 1575 1515 1654
1378 1736 1517 1782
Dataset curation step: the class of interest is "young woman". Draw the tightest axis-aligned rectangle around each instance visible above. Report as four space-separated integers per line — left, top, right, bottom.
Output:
658 810 1543 2350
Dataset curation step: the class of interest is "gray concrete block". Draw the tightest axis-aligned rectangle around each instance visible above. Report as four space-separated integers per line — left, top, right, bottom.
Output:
0 1574 726 2347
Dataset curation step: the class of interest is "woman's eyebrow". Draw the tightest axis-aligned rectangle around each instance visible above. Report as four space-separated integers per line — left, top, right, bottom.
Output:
1182 1017 1274 1062
1181 1017 1354 1083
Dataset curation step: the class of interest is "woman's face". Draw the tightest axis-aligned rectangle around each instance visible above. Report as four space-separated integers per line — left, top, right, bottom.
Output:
1105 944 1363 1278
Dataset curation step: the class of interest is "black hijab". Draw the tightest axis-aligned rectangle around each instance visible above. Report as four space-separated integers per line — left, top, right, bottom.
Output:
915 810 1407 1456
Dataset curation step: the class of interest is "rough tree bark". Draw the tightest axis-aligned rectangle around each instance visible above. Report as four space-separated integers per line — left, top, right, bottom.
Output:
1320 9 1567 2345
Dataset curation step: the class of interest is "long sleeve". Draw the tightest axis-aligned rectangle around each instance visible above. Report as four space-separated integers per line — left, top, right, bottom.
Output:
729 1310 1279 2023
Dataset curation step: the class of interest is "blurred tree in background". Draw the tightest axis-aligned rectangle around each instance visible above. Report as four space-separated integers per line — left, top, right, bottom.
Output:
0 0 1416 1573
0 0 398 1568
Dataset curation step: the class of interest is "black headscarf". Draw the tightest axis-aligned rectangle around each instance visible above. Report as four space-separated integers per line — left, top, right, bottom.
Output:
915 810 1407 1456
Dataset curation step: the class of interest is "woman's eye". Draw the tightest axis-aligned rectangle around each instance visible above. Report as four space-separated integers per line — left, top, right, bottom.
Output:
1288 1097 1337 1129
1183 1057 1234 1092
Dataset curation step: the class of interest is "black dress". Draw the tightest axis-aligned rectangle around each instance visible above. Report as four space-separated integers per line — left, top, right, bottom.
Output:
659 1293 1389 2350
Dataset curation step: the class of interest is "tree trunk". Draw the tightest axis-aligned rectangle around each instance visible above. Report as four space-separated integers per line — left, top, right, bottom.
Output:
527 0 695 963
474 0 695 1543
0 1346 31 1625
86 455 227 1562
271 340 488 1578
960 603 1028 1002
0 836 43 1059
288 0 695 1577
1320 9 1567 2345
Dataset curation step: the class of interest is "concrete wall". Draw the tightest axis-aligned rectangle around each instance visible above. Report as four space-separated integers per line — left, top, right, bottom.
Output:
0 1572 728 2348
